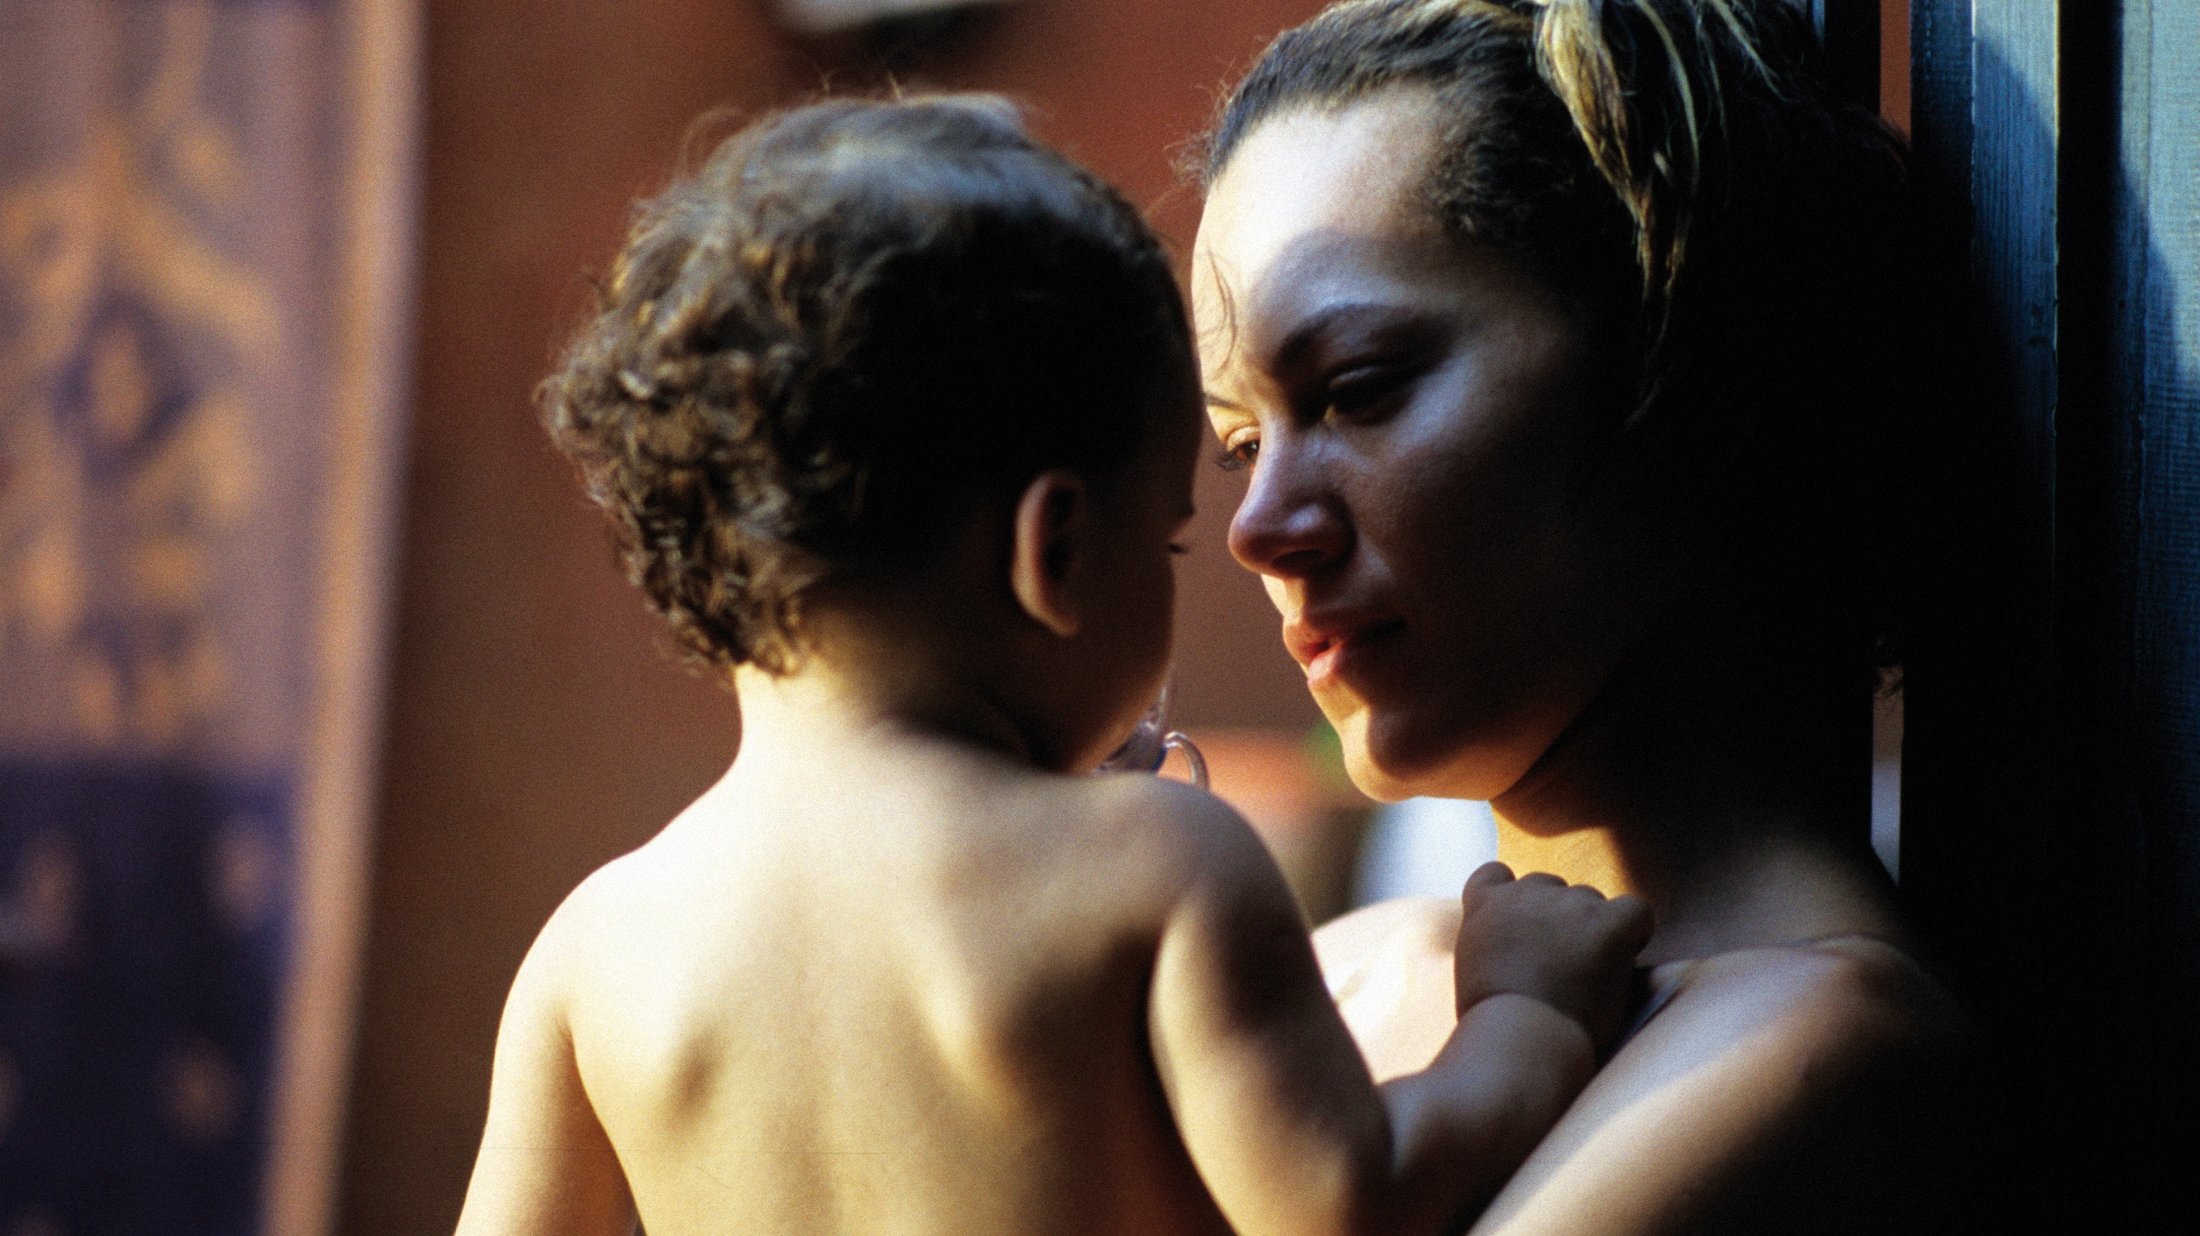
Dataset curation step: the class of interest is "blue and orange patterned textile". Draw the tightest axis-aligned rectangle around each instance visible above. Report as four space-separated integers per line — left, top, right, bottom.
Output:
0 2 415 1232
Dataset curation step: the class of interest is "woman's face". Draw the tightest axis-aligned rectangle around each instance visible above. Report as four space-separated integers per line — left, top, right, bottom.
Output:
1193 92 1672 801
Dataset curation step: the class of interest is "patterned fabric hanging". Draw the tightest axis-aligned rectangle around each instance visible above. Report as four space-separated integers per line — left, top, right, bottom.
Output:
0 1 416 1233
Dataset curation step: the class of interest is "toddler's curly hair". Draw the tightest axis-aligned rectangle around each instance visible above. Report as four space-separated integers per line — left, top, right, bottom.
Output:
543 96 1192 675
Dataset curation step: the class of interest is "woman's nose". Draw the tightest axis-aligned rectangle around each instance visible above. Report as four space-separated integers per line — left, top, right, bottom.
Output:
1227 446 1349 579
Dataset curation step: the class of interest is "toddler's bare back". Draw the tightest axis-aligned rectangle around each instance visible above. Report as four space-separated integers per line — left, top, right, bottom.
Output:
530 744 1237 1234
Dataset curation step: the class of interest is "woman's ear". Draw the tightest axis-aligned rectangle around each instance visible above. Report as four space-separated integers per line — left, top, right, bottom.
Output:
1010 470 1088 638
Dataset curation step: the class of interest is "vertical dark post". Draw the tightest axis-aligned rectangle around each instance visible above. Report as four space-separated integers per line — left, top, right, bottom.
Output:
1809 0 1894 863
2076 0 2200 1219
1904 0 2200 1226
1904 0 2076 1216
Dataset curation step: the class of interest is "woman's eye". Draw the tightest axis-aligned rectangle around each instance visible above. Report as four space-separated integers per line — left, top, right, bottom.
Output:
1214 434 1259 472
1325 365 1408 417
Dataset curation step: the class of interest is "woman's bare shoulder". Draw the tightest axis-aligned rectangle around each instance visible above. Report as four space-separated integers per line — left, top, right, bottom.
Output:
1677 933 1973 1057
1306 898 1463 1082
1473 936 1980 1234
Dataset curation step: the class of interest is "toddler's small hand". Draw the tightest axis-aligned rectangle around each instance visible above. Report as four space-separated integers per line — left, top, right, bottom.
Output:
1452 861 1653 1052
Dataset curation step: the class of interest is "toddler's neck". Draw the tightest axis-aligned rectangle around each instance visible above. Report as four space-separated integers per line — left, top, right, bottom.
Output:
727 657 1038 787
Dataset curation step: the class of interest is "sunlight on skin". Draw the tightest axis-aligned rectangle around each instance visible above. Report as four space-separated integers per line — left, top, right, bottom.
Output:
1313 897 1459 1082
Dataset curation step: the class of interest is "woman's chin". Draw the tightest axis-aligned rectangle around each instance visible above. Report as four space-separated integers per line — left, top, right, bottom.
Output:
1340 747 1423 803
1334 706 1535 803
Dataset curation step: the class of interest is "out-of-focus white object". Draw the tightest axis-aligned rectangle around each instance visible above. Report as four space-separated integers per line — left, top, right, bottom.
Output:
1352 797 1499 906
771 0 1021 35
1871 688 1902 882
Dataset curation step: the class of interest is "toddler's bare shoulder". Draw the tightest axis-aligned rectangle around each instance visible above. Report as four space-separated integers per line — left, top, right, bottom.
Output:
1090 772 1264 850
1072 775 1278 903
519 843 681 982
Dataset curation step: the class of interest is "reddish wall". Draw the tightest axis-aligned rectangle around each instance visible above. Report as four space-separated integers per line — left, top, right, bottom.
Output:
1882 0 1910 132
337 3 1324 1232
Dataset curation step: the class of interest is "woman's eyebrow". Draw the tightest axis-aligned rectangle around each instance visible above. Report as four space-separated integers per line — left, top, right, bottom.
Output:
1204 301 1433 410
1270 300 1430 372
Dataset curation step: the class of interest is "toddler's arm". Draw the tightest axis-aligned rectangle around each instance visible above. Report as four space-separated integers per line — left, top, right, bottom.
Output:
1448 862 1651 1051
1148 792 1648 1236
455 907 637 1236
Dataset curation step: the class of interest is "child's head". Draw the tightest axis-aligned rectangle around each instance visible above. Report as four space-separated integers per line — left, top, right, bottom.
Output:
543 95 1197 679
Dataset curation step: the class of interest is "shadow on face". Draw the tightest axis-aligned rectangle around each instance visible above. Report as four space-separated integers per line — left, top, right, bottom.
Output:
1192 92 1676 802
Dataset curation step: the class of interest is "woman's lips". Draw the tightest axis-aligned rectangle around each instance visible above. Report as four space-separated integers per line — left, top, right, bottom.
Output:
1286 616 1405 686
1305 639 1347 683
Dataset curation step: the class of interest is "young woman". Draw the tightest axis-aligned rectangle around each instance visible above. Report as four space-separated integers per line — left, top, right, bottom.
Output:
1192 2 1981 1228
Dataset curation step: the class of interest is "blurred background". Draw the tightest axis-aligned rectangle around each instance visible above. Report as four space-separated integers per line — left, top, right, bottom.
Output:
0 1 1922 1233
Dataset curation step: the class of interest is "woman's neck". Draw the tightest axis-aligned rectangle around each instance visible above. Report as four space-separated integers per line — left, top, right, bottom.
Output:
1488 634 1904 965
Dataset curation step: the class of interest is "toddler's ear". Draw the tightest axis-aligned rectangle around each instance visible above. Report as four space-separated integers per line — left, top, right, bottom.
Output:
1010 470 1087 638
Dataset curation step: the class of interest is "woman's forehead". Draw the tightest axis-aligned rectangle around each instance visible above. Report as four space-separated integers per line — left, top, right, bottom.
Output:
1196 94 1447 265
1192 94 1453 365
1195 233 1438 374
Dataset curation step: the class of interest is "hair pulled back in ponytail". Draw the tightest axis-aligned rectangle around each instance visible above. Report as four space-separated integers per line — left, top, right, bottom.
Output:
1199 0 1930 686
1534 0 1779 359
